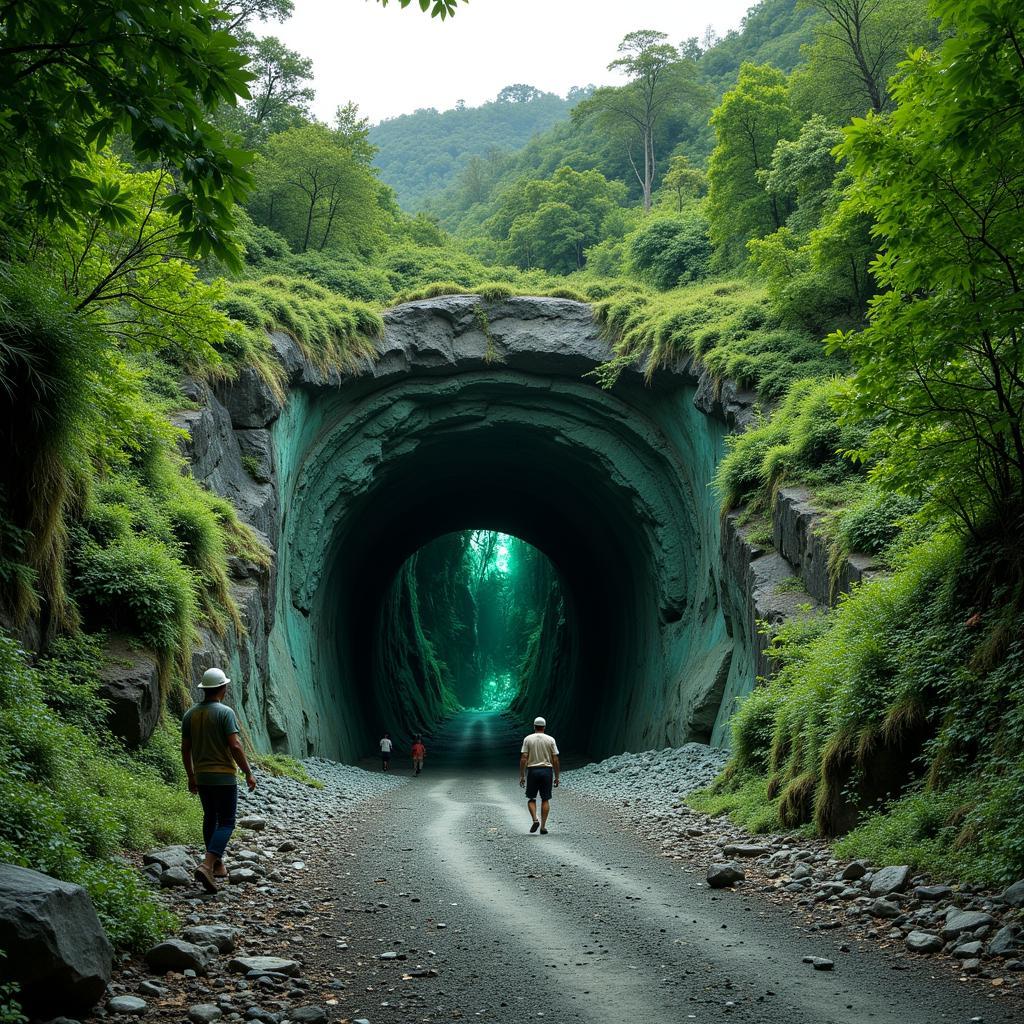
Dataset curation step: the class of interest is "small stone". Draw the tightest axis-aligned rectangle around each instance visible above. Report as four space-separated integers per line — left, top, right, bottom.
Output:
954 941 984 958
869 898 902 919
188 1005 223 1024
914 884 952 902
289 1008 327 1024
108 995 148 1015
707 862 745 888
137 982 165 998
722 844 770 858
277 841 297 853
801 956 834 971
989 925 1024 957
841 861 868 881
1001 880 1024 907
238 816 267 831
230 868 259 885
182 925 239 953
905 931 943 954
229 957 300 978
160 867 193 888
942 910 995 941
869 865 911 897
144 939 211 975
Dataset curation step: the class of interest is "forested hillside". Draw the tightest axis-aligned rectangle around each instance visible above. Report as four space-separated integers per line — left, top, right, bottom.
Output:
1 2 1023 1012
369 85 589 209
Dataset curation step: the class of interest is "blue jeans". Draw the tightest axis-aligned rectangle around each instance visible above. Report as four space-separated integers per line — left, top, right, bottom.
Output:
198 784 237 857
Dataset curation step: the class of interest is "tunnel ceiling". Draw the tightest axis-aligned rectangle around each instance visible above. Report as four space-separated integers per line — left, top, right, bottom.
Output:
267 296 736 760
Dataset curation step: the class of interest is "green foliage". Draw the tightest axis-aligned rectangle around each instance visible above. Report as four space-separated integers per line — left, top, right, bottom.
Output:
592 278 842 396
689 774 783 833
484 167 629 274
0 953 25 1024
714 377 868 512
706 63 799 267
249 124 384 255
0 634 197 948
0 1 254 263
832 0 1024 531
253 753 324 788
222 276 382 373
370 87 584 210
626 210 712 289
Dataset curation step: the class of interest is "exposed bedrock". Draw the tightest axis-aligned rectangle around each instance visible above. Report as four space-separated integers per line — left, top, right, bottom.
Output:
179 295 820 761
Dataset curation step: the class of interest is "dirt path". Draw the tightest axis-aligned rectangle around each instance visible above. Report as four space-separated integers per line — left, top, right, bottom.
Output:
298 712 1017 1024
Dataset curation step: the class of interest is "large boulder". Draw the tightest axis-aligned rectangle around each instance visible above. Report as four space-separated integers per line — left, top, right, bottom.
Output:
96 636 161 747
0 864 113 1016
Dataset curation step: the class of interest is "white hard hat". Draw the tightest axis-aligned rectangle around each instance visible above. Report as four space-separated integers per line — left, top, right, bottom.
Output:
534 716 546 727
200 667 230 689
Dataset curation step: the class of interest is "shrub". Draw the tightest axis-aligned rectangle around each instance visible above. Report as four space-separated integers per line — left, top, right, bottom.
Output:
627 211 713 289
253 753 324 789
0 635 197 949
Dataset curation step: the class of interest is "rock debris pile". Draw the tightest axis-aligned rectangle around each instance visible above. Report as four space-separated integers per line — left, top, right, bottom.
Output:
95 762 404 1024
570 742 1024 1004
564 743 729 806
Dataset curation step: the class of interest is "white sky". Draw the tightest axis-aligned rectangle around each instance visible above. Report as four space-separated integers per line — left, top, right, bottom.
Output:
267 0 758 125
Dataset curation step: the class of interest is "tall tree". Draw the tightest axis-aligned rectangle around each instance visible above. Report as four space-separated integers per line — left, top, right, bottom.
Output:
579 31 690 211
234 33 314 143
832 0 1024 531
798 0 937 117
249 124 381 253
705 62 799 266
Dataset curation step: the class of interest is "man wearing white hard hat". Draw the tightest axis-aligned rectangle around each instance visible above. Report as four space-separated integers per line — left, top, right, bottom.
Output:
518 716 560 834
181 667 257 892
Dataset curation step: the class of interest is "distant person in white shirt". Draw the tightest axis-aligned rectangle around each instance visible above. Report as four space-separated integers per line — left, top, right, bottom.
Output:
519 716 560 834
379 733 393 771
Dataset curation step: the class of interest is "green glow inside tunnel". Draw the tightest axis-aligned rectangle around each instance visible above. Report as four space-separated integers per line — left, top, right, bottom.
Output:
396 529 562 714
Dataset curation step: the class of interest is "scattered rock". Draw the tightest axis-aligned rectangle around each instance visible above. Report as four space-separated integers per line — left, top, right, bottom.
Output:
1001 879 1024 908
289 1008 327 1024
942 909 995 941
238 816 267 832
707 862 745 888
143 847 193 872
722 844 770 858
0 863 113 1016
182 925 239 953
868 865 910 897
230 868 259 885
801 956 834 971
868 898 902 919
989 924 1024 958
187 1005 223 1024
229 956 300 978
954 941 984 958
914 884 952 902
840 861 868 881
905 931 944 954
107 995 148 1016
160 867 193 888
144 939 212 975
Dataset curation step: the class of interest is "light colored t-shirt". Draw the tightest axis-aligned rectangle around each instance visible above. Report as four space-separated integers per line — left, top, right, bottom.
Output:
181 701 239 785
380 737 393 753
521 731 559 768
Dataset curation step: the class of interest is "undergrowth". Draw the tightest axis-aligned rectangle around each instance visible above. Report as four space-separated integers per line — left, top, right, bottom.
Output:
698 530 1024 885
0 634 198 949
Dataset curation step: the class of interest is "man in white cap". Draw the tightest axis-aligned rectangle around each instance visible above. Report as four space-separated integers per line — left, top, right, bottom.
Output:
181 667 257 892
519 716 560 834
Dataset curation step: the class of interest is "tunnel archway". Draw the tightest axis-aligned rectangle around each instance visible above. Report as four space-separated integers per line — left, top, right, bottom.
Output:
265 297 738 760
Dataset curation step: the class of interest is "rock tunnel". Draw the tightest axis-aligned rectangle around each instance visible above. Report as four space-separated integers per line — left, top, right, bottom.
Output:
195 296 757 762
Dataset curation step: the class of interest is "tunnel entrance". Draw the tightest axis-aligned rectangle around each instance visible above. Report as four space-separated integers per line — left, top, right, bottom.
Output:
381 530 562 725
262 297 749 763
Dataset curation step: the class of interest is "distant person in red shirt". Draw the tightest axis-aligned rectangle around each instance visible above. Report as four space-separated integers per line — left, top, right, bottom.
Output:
411 736 426 775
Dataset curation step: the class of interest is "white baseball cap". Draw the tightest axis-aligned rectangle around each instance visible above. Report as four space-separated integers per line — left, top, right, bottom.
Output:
534 716 546 727
200 667 230 689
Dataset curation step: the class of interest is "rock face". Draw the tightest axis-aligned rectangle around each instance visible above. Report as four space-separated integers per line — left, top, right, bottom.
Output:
178 296 840 759
96 636 161 747
0 864 113 1016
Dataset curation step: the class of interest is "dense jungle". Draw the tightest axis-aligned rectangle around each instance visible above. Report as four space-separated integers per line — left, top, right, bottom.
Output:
0 1 1023 1022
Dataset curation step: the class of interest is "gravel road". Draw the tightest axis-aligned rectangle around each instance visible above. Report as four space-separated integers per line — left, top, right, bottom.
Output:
307 711 1018 1024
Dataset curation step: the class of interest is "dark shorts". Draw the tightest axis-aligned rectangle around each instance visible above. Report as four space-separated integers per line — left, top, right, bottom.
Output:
526 766 554 801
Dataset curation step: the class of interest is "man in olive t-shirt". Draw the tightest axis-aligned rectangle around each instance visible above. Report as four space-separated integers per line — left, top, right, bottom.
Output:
181 667 257 892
